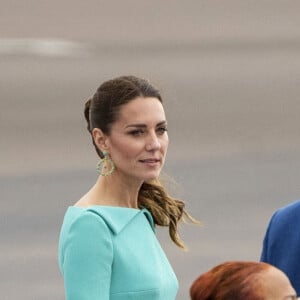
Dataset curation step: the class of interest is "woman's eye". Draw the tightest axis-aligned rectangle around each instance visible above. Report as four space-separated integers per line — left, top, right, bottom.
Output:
157 127 168 135
129 130 144 136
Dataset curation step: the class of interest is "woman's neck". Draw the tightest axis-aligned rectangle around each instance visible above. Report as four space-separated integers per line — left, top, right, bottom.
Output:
76 173 143 208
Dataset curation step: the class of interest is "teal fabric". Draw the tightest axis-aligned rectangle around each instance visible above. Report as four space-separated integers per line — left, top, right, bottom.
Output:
58 206 178 299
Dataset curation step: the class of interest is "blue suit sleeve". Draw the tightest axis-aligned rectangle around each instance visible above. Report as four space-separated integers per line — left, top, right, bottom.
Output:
260 211 278 262
260 218 271 261
61 211 113 300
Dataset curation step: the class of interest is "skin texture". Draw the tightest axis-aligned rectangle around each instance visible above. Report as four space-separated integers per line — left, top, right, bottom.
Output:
96 96 168 183
78 96 168 209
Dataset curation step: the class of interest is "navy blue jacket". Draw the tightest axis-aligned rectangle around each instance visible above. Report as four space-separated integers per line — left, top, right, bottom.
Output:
261 200 300 294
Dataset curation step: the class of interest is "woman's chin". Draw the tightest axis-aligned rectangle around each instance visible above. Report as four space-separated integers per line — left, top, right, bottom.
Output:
142 171 161 181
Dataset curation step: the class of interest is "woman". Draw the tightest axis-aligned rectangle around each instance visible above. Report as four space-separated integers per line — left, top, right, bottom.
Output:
190 261 298 300
58 75 194 299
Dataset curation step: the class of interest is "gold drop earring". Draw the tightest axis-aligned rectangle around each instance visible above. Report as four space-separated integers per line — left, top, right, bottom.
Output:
97 151 115 176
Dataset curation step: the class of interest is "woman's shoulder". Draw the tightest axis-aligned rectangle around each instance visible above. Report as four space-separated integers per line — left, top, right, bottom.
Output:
62 205 153 235
58 206 114 273
60 206 110 241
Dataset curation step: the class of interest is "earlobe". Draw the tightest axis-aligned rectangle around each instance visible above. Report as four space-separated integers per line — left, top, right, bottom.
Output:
92 128 108 152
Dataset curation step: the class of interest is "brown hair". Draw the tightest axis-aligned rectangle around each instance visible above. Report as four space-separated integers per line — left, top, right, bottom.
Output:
84 75 195 248
190 261 270 300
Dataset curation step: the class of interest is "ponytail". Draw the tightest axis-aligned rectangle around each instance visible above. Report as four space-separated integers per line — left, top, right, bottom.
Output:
138 178 198 249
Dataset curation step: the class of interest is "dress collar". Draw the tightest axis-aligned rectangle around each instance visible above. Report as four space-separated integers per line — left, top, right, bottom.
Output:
86 206 155 235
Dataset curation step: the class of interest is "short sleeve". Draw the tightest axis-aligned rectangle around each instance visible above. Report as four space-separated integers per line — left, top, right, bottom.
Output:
61 211 113 300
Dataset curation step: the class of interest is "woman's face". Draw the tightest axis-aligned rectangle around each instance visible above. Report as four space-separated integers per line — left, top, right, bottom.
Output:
105 97 169 182
263 267 297 300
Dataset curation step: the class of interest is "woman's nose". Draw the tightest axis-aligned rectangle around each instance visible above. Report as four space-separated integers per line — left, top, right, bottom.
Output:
145 134 161 151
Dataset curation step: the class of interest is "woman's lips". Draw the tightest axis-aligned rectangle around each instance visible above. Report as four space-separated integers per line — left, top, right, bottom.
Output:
139 158 161 166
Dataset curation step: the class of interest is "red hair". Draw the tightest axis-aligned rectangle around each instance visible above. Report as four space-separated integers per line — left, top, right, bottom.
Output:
190 261 271 300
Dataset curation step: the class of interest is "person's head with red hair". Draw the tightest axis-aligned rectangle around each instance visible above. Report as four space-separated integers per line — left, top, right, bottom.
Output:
190 261 297 300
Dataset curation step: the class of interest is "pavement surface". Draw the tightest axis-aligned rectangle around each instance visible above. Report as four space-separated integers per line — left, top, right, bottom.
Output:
1 1 300 299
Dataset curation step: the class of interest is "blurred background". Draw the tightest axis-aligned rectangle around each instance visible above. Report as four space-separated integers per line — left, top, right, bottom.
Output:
1 1 300 299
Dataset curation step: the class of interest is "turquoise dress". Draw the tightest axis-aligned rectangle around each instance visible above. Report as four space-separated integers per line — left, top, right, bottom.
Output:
58 206 178 300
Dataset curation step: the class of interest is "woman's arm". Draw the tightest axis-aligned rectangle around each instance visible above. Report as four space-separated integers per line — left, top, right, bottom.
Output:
62 211 113 300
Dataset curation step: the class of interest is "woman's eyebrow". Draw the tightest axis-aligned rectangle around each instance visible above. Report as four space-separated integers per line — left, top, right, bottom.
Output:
156 121 167 126
125 120 167 129
125 124 147 129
